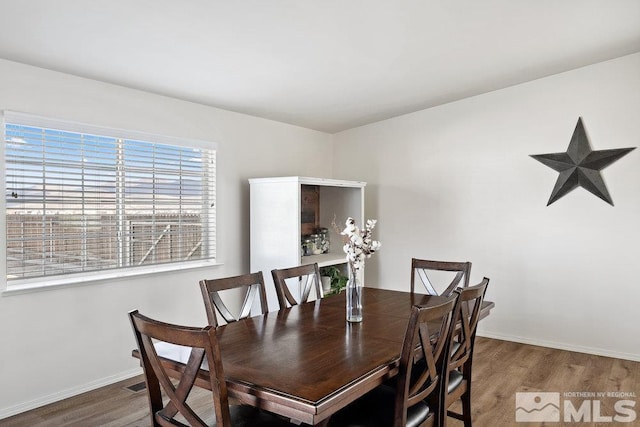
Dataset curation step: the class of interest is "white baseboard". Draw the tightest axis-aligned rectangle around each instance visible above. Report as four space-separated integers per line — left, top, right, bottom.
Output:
478 331 640 362
0 368 142 420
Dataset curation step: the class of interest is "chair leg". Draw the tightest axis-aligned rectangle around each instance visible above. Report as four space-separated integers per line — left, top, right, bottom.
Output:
461 388 472 427
462 359 474 427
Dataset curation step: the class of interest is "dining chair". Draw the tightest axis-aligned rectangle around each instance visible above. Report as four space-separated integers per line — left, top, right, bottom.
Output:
328 294 459 427
443 278 490 427
199 272 269 326
410 258 472 296
271 262 323 308
129 310 296 427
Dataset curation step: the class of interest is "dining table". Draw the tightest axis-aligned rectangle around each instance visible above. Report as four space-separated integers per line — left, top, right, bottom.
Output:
134 287 495 426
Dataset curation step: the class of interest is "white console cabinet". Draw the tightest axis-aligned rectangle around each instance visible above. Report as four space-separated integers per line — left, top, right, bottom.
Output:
249 176 365 311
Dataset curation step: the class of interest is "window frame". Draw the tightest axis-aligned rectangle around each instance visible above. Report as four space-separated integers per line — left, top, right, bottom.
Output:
2 111 219 294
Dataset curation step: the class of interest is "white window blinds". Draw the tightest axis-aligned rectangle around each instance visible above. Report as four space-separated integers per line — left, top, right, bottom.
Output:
4 112 216 282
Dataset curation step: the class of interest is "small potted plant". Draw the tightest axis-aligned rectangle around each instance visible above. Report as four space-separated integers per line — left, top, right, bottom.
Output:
319 265 348 296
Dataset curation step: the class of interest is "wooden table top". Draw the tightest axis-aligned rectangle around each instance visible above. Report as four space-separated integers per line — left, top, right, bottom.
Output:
212 288 495 425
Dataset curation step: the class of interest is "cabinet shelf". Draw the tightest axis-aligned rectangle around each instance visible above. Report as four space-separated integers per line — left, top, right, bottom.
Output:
301 252 347 268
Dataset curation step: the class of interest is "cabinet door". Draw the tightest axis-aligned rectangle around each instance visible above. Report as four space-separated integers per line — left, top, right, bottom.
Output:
250 180 300 311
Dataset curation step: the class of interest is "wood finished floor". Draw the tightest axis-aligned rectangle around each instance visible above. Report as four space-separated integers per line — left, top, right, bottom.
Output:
2 337 638 427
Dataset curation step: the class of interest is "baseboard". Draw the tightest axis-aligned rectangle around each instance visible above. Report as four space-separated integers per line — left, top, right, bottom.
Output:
0 368 142 420
478 331 640 362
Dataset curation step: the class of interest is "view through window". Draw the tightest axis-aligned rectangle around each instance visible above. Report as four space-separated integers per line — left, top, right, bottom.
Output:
4 112 216 283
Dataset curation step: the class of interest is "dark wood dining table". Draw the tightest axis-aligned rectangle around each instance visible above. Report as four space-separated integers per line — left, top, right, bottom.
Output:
136 287 494 426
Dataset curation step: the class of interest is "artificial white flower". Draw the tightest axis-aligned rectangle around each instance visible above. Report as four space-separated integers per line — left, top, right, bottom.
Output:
339 217 381 271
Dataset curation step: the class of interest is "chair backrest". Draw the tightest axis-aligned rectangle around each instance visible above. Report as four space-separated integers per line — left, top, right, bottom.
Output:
394 294 459 427
410 258 472 296
271 263 323 308
129 310 232 427
199 272 269 326
448 278 489 374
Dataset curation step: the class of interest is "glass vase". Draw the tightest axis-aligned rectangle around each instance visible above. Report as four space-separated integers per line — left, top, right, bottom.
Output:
346 262 363 322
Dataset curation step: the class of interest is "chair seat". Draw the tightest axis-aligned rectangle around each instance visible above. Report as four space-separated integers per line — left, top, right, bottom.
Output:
154 341 210 369
447 370 464 394
329 385 431 427
450 340 461 356
229 404 298 426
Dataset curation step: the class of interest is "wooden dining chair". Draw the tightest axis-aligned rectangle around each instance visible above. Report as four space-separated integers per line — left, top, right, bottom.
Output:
443 278 490 427
411 258 472 296
328 294 459 427
271 262 323 308
199 272 269 326
129 310 296 427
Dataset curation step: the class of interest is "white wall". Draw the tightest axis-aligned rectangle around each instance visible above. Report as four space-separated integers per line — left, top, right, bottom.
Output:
0 59 333 418
333 53 640 362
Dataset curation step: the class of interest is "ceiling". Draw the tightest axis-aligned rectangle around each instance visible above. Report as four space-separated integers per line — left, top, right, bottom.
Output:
1 1 639 134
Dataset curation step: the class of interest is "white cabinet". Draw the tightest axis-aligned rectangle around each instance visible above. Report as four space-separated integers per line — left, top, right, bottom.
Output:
249 176 365 311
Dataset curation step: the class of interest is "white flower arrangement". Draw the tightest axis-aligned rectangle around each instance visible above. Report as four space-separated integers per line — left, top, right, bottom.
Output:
340 217 382 271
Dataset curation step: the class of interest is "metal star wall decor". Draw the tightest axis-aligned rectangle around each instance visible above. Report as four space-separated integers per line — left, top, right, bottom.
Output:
530 117 635 206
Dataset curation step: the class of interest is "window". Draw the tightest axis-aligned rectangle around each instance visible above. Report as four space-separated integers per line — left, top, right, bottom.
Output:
3 112 216 286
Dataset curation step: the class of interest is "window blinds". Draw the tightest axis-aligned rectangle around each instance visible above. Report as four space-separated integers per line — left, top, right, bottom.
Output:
4 111 216 281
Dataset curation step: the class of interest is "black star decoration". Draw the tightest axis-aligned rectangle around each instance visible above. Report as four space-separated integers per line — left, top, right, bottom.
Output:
531 117 635 206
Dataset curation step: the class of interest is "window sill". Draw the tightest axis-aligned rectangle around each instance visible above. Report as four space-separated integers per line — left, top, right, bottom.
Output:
1 260 223 296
